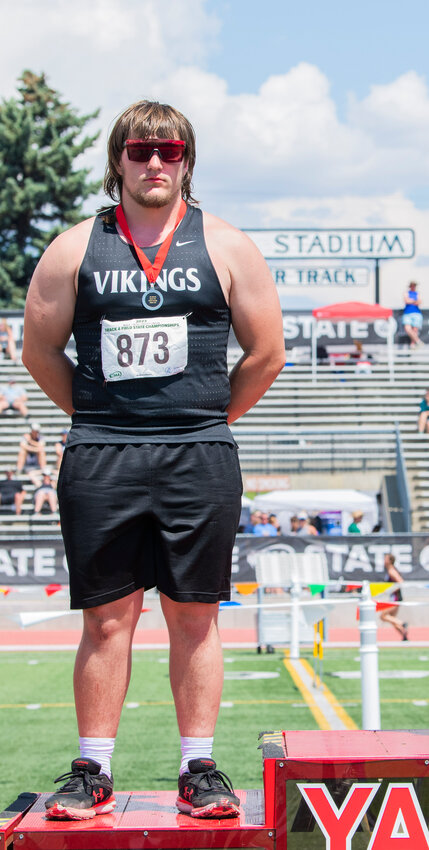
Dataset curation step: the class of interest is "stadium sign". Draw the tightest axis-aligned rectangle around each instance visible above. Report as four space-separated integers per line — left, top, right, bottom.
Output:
244 228 415 260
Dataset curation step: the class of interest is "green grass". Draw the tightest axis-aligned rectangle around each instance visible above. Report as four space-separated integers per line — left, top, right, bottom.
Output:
0 647 428 812
319 646 429 728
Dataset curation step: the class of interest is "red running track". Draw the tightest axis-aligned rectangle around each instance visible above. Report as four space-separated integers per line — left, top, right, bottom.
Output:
1 624 428 649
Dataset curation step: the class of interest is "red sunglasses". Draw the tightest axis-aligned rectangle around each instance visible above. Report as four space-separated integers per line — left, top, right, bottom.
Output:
124 139 186 163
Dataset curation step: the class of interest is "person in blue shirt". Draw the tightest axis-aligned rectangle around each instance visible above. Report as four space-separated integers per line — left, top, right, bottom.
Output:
253 512 278 536
402 281 423 348
242 510 263 533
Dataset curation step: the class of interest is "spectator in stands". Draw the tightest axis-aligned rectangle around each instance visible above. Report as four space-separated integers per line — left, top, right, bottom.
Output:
33 468 58 515
268 513 282 535
289 515 300 533
349 340 373 375
0 378 28 417
316 344 329 364
242 510 263 533
253 512 278 537
297 511 319 535
16 422 47 474
350 340 364 360
379 553 408 640
402 281 423 348
418 389 429 433
348 510 363 533
0 318 18 362
54 429 69 469
0 469 26 514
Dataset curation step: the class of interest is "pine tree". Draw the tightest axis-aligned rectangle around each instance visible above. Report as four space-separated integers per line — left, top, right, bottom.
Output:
0 70 101 307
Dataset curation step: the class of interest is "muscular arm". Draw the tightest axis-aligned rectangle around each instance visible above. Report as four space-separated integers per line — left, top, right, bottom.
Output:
205 215 285 424
22 219 94 415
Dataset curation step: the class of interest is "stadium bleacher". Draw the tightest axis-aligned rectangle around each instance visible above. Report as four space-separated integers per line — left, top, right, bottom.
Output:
0 358 69 534
1 336 429 534
230 345 429 532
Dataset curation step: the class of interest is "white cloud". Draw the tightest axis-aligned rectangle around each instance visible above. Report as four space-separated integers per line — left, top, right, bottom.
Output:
349 71 429 144
154 62 429 208
0 0 221 110
255 192 422 228
2 0 429 290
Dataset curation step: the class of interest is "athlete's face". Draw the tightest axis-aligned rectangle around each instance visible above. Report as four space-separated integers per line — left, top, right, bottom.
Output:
117 137 188 209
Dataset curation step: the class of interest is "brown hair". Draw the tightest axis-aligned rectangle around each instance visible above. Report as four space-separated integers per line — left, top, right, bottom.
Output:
103 100 197 205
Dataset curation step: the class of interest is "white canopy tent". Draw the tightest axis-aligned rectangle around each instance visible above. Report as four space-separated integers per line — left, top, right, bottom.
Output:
311 301 395 383
253 489 378 535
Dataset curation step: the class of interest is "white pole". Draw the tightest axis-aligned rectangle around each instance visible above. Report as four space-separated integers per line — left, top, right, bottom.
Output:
290 581 301 659
359 581 381 730
387 316 394 384
311 317 317 384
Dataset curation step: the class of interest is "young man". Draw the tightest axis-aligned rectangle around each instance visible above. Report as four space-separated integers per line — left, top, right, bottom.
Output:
348 510 363 534
23 100 285 821
16 422 47 473
0 378 28 417
0 469 26 515
402 281 423 348
296 511 319 536
418 389 429 433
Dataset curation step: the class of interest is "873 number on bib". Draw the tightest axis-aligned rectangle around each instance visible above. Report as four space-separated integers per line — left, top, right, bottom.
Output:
101 316 188 381
116 331 169 367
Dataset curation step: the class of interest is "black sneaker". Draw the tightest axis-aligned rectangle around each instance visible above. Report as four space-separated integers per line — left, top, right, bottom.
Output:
177 758 240 818
45 758 116 820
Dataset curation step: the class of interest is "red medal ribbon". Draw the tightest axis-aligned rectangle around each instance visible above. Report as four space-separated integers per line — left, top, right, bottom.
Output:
116 199 187 284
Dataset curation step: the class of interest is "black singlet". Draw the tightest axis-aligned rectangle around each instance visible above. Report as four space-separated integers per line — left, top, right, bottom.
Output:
68 204 234 446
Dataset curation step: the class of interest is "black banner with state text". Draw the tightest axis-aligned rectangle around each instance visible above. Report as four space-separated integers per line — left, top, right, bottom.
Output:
2 535 429 585
233 534 429 583
281 308 429 347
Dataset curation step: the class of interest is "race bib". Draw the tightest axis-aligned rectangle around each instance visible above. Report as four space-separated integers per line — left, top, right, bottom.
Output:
101 315 188 381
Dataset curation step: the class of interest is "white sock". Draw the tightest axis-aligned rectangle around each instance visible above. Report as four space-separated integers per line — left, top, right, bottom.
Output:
180 736 214 775
79 736 115 778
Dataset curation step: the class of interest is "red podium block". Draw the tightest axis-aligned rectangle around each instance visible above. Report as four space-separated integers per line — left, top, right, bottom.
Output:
260 729 429 849
5 730 429 849
10 790 273 850
0 795 38 850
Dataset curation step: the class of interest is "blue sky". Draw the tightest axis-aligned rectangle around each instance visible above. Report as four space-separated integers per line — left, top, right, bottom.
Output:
1 0 429 305
206 0 429 111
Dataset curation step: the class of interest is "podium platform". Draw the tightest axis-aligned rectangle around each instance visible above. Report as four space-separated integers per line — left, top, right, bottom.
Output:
2 731 428 850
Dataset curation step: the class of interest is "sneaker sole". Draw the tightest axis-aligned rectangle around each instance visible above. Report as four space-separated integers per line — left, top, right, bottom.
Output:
176 796 240 819
45 798 116 820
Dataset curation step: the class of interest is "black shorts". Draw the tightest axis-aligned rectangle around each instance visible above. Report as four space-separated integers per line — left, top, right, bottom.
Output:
57 442 242 609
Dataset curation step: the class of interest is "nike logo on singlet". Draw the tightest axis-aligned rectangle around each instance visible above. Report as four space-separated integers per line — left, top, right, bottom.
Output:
176 240 196 246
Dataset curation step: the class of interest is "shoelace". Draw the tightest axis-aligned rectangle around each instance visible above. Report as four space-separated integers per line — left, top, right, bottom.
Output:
53 768 91 791
194 768 235 794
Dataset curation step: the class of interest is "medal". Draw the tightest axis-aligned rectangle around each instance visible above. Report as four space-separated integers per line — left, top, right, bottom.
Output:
142 289 164 310
116 201 187 312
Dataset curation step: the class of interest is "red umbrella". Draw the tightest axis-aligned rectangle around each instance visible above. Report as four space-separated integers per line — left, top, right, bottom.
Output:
312 301 392 321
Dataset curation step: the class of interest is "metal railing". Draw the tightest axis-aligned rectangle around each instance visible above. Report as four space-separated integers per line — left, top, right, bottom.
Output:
231 426 399 475
394 421 412 532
